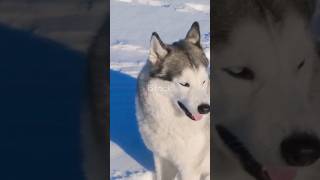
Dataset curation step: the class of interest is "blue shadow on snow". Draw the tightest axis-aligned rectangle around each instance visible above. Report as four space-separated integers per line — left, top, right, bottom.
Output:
110 70 154 170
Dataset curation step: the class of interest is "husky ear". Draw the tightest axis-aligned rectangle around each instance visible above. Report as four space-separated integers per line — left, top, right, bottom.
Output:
149 32 168 65
185 21 201 46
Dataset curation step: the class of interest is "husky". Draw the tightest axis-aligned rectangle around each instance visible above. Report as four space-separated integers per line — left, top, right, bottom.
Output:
212 0 320 180
136 22 210 180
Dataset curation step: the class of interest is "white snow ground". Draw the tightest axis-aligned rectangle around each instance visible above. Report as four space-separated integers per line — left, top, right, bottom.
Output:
110 0 210 179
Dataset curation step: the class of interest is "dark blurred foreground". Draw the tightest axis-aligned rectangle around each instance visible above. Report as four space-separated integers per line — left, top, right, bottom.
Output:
0 24 86 179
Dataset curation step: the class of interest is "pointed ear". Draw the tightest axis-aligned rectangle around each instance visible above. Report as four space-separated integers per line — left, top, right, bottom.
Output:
149 32 168 65
185 21 201 45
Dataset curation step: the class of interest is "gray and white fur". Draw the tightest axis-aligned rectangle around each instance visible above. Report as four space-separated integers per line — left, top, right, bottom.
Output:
136 22 210 180
213 0 320 180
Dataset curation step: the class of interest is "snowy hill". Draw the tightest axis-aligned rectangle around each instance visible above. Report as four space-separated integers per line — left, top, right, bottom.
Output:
110 0 210 179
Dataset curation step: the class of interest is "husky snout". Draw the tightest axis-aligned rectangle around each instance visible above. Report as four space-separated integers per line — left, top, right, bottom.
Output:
198 103 210 114
177 101 210 121
281 133 320 166
175 70 210 121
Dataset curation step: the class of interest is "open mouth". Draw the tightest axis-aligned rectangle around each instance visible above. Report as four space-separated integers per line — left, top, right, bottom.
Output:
216 125 297 180
177 101 202 121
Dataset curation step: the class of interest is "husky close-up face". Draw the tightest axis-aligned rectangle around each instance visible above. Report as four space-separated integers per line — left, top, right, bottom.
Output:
213 0 320 180
147 22 210 121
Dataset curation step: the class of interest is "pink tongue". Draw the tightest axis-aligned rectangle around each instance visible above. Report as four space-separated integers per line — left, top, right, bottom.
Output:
192 114 203 121
266 167 297 180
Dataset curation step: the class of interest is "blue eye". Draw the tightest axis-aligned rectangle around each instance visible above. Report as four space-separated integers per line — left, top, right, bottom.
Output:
179 82 190 87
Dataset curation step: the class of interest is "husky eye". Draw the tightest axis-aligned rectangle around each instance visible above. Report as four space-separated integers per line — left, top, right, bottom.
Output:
223 67 254 80
179 82 190 87
202 81 206 85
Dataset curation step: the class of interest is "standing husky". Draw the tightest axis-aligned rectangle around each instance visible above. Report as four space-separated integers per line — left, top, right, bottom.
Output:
213 0 320 180
136 22 210 180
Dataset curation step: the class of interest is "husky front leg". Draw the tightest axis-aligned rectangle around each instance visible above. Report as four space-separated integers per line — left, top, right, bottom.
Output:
202 174 210 180
154 155 178 180
177 169 201 180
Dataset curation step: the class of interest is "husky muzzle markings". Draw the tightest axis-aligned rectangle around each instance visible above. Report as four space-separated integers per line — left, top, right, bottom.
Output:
213 0 320 180
136 22 210 180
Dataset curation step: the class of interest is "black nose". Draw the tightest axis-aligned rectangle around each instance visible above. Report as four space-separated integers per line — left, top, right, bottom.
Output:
281 133 320 166
198 104 210 114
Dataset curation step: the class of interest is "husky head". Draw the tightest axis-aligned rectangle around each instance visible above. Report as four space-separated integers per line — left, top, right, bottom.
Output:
213 0 320 179
147 22 210 121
